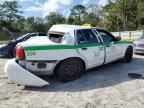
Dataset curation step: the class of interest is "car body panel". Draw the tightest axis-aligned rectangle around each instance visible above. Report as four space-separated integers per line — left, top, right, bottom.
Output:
77 43 105 68
104 41 132 63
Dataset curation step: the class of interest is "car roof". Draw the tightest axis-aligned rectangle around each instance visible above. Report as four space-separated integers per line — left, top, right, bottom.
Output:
49 24 92 33
30 32 46 34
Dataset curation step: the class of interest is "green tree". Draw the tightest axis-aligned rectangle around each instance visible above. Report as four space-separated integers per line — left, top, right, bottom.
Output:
137 0 144 29
83 4 103 26
70 4 86 24
13 17 47 33
0 1 22 22
23 17 35 32
66 15 75 24
34 17 47 32
103 2 120 31
0 1 23 33
102 0 143 31
45 12 65 29
83 13 99 26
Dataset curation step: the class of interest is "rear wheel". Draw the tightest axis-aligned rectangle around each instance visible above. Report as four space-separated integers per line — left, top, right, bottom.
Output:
8 48 15 58
122 47 133 63
55 58 84 82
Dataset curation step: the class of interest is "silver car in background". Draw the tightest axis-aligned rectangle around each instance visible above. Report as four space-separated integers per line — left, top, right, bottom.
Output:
134 37 144 53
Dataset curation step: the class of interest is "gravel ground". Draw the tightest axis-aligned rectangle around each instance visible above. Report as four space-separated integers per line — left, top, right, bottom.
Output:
0 55 144 108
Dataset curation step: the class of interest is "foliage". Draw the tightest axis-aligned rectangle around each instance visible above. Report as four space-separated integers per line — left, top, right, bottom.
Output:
1 0 144 40
102 0 144 31
45 12 66 29
68 4 86 25
84 4 103 26
0 1 22 22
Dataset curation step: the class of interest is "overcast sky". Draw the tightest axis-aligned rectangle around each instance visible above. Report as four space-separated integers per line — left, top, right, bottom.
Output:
0 0 108 17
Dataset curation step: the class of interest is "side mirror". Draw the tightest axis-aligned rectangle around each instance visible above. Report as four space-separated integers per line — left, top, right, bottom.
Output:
115 36 121 41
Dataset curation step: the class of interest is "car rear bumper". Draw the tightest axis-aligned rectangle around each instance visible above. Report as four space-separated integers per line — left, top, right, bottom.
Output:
4 59 49 87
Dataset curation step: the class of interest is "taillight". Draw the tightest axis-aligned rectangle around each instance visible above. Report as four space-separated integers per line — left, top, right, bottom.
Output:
16 45 25 60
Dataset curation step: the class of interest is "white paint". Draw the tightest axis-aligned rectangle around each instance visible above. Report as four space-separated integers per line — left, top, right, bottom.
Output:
78 45 105 68
49 24 91 35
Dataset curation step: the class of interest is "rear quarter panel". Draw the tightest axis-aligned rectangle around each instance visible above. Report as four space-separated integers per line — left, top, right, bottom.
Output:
24 45 85 61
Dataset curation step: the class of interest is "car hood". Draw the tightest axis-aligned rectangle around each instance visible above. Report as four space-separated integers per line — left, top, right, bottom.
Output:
17 36 60 48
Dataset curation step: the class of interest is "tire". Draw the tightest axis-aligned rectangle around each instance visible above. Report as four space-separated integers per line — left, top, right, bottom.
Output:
55 58 84 82
122 47 133 63
8 48 15 58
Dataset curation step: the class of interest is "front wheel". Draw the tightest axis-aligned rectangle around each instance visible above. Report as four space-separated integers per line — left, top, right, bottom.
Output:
122 47 133 63
55 58 84 82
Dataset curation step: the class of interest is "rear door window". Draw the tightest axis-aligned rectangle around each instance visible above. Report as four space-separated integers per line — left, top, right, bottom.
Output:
81 29 99 44
76 30 87 44
76 29 99 44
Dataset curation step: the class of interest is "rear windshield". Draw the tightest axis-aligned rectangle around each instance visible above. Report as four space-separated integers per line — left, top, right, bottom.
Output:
38 33 47 36
48 32 65 43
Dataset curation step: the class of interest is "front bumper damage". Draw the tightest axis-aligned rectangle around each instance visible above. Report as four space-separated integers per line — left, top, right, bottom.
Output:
4 59 49 87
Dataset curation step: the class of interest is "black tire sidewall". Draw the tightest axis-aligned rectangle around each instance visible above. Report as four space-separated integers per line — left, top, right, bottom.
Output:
124 47 133 63
8 48 15 58
56 58 84 82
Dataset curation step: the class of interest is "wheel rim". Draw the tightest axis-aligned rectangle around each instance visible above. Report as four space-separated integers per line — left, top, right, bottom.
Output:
64 62 80 77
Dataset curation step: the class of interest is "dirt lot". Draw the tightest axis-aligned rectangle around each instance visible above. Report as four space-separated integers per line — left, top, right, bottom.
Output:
0 55 144 108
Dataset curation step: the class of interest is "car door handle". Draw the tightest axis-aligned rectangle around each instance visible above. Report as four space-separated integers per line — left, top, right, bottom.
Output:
81 47 87 50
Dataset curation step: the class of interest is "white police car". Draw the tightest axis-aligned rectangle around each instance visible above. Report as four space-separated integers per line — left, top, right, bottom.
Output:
5 24 133 87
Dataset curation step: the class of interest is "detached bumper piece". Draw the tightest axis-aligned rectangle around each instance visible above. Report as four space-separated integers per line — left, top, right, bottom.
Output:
4 59 49 87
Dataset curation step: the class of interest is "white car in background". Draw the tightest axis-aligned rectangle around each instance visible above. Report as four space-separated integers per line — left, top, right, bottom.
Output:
134 37 144 54
5 24 133 87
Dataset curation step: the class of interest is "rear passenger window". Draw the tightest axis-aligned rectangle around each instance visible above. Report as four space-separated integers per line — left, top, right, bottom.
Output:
81 29 98 44
76 29 98 44
76 30 87 44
